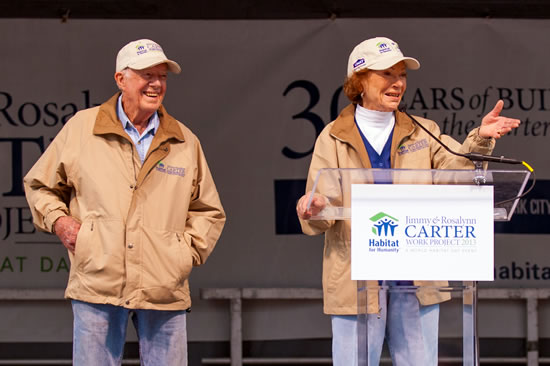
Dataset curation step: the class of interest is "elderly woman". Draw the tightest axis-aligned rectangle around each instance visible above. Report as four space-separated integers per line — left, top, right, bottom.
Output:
296 37 520 365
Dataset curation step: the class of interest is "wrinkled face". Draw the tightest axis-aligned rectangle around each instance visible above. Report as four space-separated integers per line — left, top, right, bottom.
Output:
360 61 407 112
115 63 168 120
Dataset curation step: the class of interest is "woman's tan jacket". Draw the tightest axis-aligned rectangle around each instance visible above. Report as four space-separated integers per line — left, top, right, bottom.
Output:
299 104 495 315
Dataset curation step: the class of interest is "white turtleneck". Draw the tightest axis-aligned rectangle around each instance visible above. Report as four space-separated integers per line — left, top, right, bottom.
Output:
355 104 395 155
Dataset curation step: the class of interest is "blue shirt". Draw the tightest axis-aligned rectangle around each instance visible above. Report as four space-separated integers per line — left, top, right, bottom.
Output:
117 94 159 163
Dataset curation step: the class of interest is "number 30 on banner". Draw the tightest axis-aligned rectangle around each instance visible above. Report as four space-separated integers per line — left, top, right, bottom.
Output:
282 80 343 159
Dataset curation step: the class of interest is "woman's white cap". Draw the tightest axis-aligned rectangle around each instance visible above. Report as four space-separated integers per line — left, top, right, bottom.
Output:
347 37 420 76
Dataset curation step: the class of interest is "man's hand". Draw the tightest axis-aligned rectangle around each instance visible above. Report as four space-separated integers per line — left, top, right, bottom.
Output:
296 191 327 220
479 100 521 139
54 216 81 254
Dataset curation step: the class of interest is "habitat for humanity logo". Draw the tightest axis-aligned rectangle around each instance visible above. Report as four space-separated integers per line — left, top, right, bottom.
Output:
136 43 147 55
377 42 392 54
368 212 400 253
397 138 429 156
155 161 185 177
135 42 163 56
370 212 398 236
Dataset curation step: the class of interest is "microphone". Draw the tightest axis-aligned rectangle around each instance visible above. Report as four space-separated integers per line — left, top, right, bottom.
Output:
462 152 522 164
397 105 523 165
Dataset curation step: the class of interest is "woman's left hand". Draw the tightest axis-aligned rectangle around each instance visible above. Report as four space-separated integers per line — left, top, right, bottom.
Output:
479 100 521 139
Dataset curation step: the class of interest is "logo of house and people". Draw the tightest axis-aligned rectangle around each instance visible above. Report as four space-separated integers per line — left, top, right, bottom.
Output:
368 212 400 252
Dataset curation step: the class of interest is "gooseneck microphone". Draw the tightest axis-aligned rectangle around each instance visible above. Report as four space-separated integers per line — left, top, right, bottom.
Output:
397 105 523 165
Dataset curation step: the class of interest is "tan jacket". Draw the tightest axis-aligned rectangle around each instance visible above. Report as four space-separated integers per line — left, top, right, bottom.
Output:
24 93 226 311
299 104 495 315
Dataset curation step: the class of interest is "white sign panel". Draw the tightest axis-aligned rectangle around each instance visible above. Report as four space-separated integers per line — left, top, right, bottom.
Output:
351 184 494 281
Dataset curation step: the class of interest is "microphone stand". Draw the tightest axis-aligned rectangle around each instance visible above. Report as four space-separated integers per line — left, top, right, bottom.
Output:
473 161 487 186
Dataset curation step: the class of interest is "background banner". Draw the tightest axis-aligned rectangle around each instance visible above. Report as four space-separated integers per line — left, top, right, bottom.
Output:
0 18 549 342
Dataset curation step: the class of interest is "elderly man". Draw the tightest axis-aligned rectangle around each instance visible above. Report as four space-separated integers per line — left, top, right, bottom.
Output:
24 39 226 365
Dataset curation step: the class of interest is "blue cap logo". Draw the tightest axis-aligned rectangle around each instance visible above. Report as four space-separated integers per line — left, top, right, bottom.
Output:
353 58 365 69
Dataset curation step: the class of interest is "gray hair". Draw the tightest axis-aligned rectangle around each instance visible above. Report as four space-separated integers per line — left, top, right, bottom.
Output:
116 67 131 91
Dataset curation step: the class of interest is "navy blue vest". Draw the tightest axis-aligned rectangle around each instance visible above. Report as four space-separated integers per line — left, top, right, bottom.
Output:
355 118 412 286
355 118 394 184
355 118 393 170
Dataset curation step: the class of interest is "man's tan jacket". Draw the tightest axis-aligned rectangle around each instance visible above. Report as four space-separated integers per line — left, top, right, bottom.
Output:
299 104 495 315
24 94 226 311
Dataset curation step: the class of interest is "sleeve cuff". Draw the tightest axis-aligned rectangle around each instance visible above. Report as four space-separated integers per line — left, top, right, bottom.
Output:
45 210 68 234
473 127 496 147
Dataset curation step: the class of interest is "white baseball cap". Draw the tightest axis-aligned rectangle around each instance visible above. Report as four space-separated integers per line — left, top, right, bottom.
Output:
347 37 420 76
116 39 181 74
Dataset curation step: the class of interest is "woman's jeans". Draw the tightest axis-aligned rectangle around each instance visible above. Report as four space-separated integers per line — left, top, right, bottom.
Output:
331 289 439 366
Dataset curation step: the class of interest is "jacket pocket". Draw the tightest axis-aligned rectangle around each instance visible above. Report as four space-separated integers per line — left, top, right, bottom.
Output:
73 219 126 296
141 227 193 290
176 232 194 280
73 220 93 272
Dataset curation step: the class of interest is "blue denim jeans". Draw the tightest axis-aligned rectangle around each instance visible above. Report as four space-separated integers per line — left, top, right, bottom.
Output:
72 300 187 366
331 290 439 366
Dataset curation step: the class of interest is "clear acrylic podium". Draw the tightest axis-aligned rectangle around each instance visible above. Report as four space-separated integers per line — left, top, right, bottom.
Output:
306 168 531 366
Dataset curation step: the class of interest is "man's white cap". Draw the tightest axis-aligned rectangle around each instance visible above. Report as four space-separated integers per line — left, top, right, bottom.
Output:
347 37 420 77
116 39 181 74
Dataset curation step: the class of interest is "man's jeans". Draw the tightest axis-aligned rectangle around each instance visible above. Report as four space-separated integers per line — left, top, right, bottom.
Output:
331 290 439 366
72 300 187 366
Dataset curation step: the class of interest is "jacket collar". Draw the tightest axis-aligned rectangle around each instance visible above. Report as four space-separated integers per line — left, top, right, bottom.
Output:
330 104 416 168
93 93 186 144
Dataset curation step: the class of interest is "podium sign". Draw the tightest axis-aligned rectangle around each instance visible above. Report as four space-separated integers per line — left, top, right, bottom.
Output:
351 184 494 281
